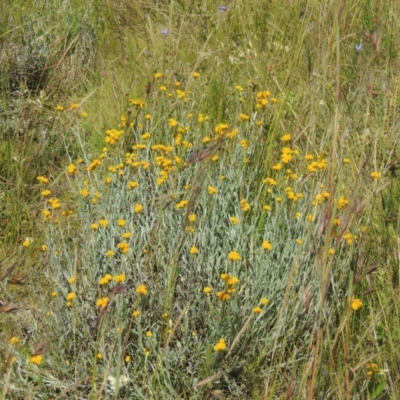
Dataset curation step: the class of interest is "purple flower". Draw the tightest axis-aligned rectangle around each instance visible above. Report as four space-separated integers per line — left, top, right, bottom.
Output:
217 5 228 13
160 28 169 37
355 43 363 53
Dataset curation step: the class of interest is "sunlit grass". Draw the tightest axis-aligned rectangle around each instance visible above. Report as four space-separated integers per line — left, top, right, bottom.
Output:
1 1 400 399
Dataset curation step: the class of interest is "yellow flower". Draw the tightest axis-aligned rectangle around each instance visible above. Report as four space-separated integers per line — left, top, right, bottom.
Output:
29 355 43 365
22 238 32 247
169 118 178 127
136 284 148 295
239 139 249 148
105 250 115 257
337 196 349 210
252 306 262 313
134 203 143 213
9 336 20 345
208 185 218 195
228 251 241 261
263 178 277 185
96 297 110 309
68 276 76 284
141 132 151 140
113 273 126 283
41 189 51 197
125 355 131 362
99 219 109 227
328 248 335 255
66 292 76 301
192 71 200 78
189 246 199 254
176 200 189 209
91 223 99 230
370 171 381 179
213 338 227 351
281 134 291 142
343 158 350 164
55 105 64 112
79 189 90 197
260 298 269 305
81 111 88 118
51 291 58 297
87 159 101 172
188 213 196 222
263 205 272 211
146 331 153 338
122 232 132 239
99 274 113 285
132 310 141 317
117 242 130 254
217 291 231 301
117 219 126 227
230 216 239 224
154 72 163 79
272 163 282 170
241 201 251 212
129 98 145 108
351 298 363 311
203 286 212 294
262 241 272 250
128 181 139 189
296 238 303 245
96 352 103 359
36 175 49 184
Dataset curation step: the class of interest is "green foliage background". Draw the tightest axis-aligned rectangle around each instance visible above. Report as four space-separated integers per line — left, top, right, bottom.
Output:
1 1 400 399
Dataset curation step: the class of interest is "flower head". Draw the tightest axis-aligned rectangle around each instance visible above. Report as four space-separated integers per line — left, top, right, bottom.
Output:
96 297 110 309
351 298 363 311
136 284 148 295
29 355 43 365
213 338 227 351
228 251 241 261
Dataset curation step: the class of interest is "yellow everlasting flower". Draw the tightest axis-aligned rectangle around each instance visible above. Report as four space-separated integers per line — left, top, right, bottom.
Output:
189 246 199 254
96 297 110 309
228 251 241 261
208 185 218 195
134 203 143 213
29 355 43 365
113 273 126 283
230 216 239 224
262 241 273 250
213 338 227 351
66 292 76 301
370 171 381 179
99 274 112 285
351 298 363 311
136 284 148 295
10 336 20 345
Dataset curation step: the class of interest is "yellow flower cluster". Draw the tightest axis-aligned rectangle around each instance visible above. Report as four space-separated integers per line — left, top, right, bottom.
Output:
216 273 240 301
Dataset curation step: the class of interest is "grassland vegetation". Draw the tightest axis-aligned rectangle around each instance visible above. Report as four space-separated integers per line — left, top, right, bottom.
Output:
1 1 400 399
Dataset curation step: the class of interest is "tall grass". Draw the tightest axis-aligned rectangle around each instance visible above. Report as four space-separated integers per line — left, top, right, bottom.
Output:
1 1 400 398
